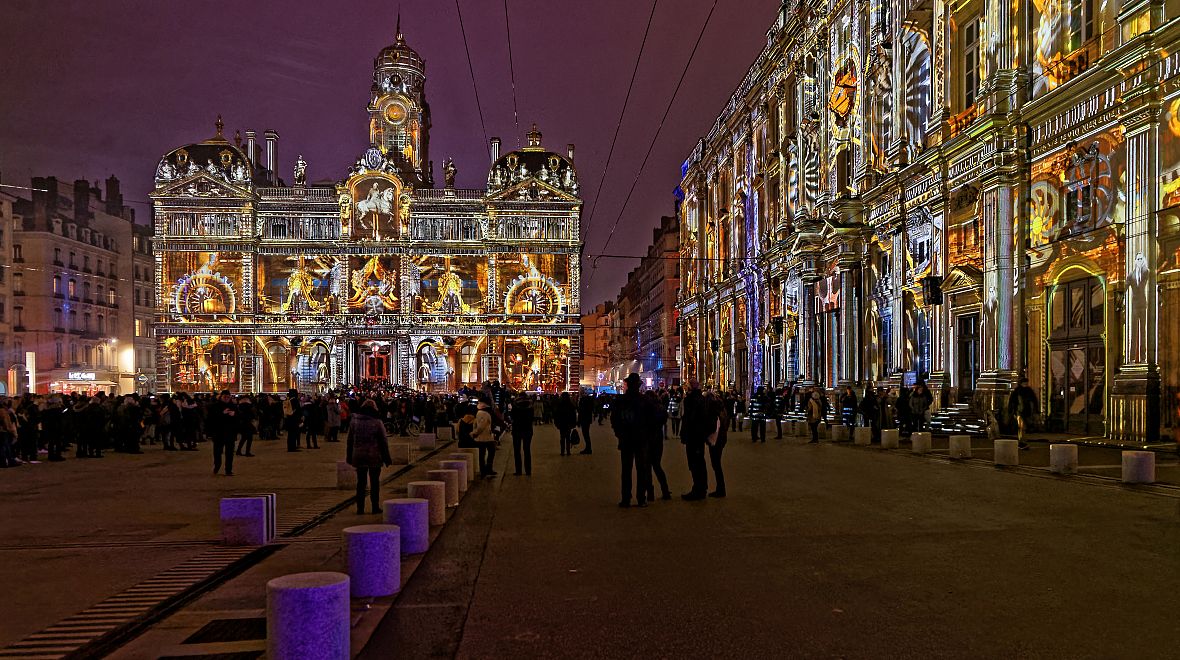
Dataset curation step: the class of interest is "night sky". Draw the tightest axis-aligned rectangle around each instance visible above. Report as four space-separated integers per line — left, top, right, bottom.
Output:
0 0 779 305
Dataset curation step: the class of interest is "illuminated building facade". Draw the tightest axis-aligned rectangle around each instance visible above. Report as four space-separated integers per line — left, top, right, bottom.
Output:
678 0 1180 442
151 29 583 394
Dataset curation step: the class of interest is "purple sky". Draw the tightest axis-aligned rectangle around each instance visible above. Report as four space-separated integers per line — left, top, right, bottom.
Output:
0 0 779 305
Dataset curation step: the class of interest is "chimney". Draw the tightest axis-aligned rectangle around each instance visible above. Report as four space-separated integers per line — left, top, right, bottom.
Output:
32 176 50 226
104 176 123 216
567 144 575 161
245 130 257 165
264 129 279 185
490 137 501 161
73 179 91 223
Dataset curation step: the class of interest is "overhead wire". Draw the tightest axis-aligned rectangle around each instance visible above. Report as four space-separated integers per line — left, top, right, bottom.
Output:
582 0 660 241
503 0 520 138
584 0 720 293
455 0 490 158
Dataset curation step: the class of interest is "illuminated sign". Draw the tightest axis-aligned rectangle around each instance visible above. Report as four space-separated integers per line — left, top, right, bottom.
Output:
67 372 97 381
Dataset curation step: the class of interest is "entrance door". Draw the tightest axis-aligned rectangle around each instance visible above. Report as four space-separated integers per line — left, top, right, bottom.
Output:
365 353 388 380
956 314 980 401
1047 276 1105 435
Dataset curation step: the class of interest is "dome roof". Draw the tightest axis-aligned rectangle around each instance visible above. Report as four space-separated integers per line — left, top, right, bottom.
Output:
154 116 254 189
487 125 580 198
377 31 424 72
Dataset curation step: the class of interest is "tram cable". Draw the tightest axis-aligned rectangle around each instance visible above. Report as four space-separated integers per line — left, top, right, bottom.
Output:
585 0 720 293
455 0 490 158
582 0 660 241
503 0 520 138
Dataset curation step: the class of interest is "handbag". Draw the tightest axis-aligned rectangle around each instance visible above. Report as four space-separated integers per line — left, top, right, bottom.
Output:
568 428 581 446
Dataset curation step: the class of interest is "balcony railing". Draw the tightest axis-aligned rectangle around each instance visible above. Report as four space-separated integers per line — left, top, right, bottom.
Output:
164 213 249 237
262 217 341 240
499 217 573 241
410 217 482 241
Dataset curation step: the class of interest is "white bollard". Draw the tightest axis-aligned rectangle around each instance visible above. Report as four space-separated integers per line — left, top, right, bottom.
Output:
440 460 469 493
948 435 972 459
427 469 461 507
794 421 808 437
881 428 900 449
449 452 476 483
384 498 429 554
336 461 357 490
994 439 1020 466
1049 444 1078 474
832 425 849 442
389 443 412 465
267 572 350 660
407 481 447 525
910 432 932 454
1121 451 1156 484
220 497 269 546
342 524 401 598
853 427 872 446
417 432 437 449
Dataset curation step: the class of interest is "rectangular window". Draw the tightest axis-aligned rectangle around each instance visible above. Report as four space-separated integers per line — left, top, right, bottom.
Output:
1069 0 1094 51
12 306 20 327
84 255 90 270
54 247 61 263
963 18 980 108
12 244 22 260
54 308 63 328
55 341 63 365
135 318 144 337
69 251 76 268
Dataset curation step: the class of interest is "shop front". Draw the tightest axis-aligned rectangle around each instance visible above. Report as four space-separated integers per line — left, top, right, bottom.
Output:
51 369 119 395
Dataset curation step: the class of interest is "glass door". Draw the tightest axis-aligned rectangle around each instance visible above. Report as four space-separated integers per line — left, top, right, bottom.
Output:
1048 275 1106 435
956 313 980 401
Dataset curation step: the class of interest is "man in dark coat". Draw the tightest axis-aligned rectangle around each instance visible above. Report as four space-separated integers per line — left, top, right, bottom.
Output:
347 399 393 514
509 393 535 476
208 390 238 475
679 380 715 500
577 390 595 454
611 373 651 507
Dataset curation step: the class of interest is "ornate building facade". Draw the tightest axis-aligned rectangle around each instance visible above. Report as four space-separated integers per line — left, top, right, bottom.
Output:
151 29 583 394
678 0 1180 443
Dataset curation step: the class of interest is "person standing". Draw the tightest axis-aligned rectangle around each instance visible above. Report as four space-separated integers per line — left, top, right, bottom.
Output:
806 390 824 444
283 389 302 452
472 394 498 477
860 387 880 442
910 382 933 432
679 380 714 500
841 386 859 428
577 390 595 455
325 396 342 443
0 401 18 468
667 388 682 437
553 392 578 456
644 391 672 501
1007 378 1038 450
509 392 534 476
347 399 392 514
208 390 237 476
236 395 257 457
706 390 728 497
304 395 324 449
611 373 651 507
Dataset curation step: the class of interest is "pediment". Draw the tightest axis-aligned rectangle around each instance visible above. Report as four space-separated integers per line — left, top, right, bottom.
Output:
942 264 982 293
486 177 579 203
153 171 253 200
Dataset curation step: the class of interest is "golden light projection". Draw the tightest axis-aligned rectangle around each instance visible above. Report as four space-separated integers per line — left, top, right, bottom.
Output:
348 256 399 313
167 252 242 322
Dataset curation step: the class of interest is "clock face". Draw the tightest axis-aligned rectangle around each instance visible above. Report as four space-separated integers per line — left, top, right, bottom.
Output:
384 101 408 125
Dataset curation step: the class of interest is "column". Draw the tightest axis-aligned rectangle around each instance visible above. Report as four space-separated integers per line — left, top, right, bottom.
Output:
1112 112 1161 442
890 232 905 379
976 180 1019 409
487 256 498 313
927 201 951 405
930 0 951 137
837 252 861 386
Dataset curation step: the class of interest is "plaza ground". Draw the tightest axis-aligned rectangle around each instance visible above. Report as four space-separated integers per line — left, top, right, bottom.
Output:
2 425 1178 658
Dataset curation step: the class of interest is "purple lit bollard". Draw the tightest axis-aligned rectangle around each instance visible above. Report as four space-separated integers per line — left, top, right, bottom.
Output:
440 460 469 493
342 524 401 598
449 452 476 483
427 469 460 507
266 572 350 660
384 498 430 554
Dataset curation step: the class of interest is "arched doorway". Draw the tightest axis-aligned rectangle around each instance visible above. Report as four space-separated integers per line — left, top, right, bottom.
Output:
1047 274 1106 435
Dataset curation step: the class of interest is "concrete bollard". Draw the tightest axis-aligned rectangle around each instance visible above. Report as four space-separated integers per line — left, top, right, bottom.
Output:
819 423 831 440
1121 451 1156 484
220 497 270 546
440 460 469 493
267 572 350 660
910 432 932 454
417 432 437 449
389 443 412 465
384 498 429 554
793 421 808 437
881 429 900 449
994 439 1020 466
427 469 461 507
336 461 357 490
948 435 972 459
832 425 849 442
407 481 447 525
233 492 276 542
1049 444 1078 474
449 452 476 483
853 427 872 446
342 524 401 598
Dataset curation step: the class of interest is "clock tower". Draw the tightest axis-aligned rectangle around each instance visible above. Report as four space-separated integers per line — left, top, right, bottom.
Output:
368 22 433 187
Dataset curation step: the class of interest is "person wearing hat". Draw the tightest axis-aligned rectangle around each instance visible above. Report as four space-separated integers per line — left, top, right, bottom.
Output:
347 399 393 514
611 373 652 507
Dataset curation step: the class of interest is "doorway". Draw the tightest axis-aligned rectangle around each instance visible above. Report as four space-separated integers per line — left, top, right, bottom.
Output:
956 313 980 401
1047 275 1105 435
